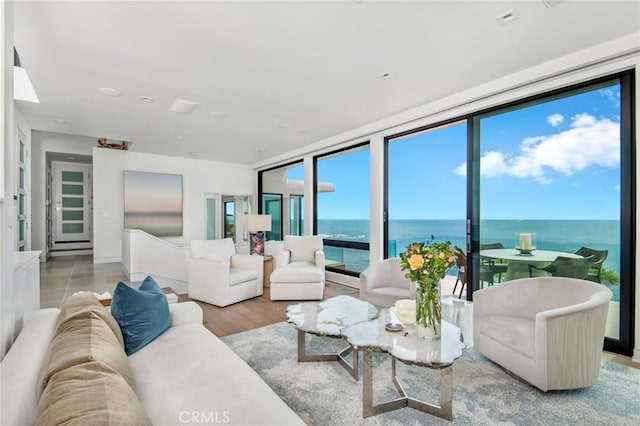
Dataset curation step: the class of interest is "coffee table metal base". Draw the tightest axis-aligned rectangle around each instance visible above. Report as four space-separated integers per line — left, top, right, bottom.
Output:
362 349 453 420
297 329 359 380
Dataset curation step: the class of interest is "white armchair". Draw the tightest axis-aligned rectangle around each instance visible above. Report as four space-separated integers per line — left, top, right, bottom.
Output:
359 258 414 307
473 277 612 391
185 238 263 307
269 235 325 301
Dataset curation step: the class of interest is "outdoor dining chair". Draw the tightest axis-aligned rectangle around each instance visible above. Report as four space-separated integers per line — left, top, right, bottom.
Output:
574 247 608 283
453 247 496 299
528 255 596 280
480 242 509 283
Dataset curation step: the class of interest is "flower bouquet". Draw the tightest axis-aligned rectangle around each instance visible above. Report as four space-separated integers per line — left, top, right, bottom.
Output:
399 240 456 339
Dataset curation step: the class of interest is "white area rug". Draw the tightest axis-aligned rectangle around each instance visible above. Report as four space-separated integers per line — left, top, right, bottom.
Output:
222 321 640 425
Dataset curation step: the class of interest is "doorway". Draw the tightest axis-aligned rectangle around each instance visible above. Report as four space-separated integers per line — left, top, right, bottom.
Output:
47 155 93 256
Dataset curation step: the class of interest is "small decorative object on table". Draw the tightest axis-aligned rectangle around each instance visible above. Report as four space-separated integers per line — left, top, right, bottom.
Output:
516 232 536 255
384 323 403 332
72 290 112 306
400 239 456 340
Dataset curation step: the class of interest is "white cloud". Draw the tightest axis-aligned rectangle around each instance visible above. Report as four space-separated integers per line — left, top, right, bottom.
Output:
599 88 620 107
614 184 620 191
571 113 597 128
452 113 619 184
546 113 564 127
453 162 467 177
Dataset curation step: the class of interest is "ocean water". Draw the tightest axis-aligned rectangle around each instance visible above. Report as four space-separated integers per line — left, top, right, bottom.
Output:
317 219 620 277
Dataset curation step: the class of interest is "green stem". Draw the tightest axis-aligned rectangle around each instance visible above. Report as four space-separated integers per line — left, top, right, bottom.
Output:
415 280 441 334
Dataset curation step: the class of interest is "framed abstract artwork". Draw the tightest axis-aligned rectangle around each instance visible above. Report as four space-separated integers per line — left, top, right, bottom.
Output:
124 171 183 237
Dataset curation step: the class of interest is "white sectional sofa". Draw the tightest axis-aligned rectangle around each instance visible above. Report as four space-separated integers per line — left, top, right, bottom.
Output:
1 301 304 426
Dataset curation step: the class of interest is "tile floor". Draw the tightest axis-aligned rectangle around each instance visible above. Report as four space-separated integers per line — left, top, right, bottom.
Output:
40 255 130 309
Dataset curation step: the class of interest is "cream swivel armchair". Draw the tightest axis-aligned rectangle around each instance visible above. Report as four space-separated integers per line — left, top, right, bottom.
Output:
359 258 414 307
474 277 612 391
185 238 263 307
269 235 325 301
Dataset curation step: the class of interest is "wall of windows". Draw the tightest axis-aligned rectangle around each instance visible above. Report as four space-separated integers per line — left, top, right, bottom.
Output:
257 57 637 357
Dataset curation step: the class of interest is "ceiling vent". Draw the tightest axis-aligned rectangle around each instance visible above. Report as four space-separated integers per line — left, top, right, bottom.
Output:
495 9 520 25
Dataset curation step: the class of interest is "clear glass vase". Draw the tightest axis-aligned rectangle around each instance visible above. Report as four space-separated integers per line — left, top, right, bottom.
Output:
415 279 442 340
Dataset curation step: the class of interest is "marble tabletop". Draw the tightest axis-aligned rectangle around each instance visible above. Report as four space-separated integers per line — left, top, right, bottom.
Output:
341 304 472 368
285 295 379 337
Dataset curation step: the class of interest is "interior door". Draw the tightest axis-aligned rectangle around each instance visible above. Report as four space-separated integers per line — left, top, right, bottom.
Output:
52 162 92 246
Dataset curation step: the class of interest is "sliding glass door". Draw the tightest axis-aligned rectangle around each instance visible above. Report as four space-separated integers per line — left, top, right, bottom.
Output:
472 73 634 354
385 71 634 356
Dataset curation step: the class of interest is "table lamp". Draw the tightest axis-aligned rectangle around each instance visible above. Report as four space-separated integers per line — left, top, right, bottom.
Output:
243 214 272 256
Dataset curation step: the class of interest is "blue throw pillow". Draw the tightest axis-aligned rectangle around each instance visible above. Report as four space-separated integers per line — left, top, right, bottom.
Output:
111 276 170 355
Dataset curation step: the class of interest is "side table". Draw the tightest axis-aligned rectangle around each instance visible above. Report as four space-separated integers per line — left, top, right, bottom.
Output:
263 255 273 288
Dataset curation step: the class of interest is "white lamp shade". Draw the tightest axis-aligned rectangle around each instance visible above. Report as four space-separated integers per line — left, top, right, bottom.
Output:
243 214 272 232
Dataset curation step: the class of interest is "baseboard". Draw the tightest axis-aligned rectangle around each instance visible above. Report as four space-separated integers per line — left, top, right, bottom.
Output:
93 256 122 264
50 249 93 257
633 348 640 364
129 272 188 294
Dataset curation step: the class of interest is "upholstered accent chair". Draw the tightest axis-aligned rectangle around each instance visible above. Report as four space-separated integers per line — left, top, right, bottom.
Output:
359 258 414 308
185 238 263 307
269 235 325 301
474 277 612 391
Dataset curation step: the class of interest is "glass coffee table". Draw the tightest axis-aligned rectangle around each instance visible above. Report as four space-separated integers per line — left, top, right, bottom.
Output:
285 295 379 380
342 300 473 420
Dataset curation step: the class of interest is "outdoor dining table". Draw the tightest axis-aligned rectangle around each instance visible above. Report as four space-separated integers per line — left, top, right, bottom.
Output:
479 248 583 281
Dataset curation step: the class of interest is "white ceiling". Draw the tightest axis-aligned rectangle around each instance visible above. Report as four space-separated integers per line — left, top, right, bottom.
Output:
13 1 640 166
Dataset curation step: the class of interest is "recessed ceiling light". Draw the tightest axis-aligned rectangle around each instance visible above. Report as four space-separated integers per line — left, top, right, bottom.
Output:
380 72 394 80
140 96 154 103
277 124 287 129
296 129 308 134
170 98 198 113
53 118 66 124
99 87 121 97
176 136 183 140
495 9 520 25
210 111 228 118
189 152 198 157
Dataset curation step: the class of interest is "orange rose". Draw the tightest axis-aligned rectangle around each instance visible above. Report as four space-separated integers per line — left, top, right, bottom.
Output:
408 254 424 270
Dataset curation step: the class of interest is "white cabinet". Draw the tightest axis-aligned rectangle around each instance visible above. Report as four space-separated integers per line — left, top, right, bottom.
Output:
11 251 41 340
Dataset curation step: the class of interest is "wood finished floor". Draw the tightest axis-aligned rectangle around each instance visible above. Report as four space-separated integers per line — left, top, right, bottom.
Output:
178 282 358 337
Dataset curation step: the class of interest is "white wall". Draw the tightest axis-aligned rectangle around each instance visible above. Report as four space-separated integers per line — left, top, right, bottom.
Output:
0 0 12 359
92 147 254 263
30 131 95 259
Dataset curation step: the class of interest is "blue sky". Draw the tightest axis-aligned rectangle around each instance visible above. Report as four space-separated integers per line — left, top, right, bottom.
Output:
289 82 621 221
